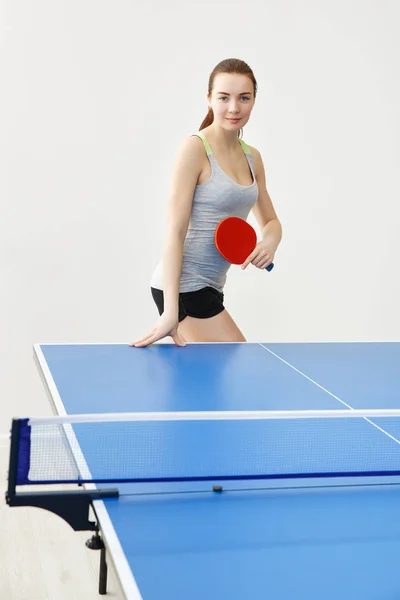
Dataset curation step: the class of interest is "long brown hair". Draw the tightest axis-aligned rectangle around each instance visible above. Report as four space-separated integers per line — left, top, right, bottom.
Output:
199 58 258 137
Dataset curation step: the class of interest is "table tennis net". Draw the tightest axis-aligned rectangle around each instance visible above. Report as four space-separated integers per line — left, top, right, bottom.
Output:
13 410 400 485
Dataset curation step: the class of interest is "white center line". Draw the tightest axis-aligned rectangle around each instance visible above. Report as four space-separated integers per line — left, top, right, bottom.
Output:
259 344 400 446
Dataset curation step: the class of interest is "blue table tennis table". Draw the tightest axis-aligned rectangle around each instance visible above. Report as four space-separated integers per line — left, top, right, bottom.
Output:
10 342 400 599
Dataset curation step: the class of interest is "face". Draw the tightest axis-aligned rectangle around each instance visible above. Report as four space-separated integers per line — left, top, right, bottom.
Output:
208 73 255 131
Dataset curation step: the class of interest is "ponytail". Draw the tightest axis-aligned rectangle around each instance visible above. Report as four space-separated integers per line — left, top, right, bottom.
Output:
199 107 214 131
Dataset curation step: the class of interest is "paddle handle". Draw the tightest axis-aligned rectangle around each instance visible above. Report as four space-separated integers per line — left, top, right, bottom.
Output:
266 262 274 272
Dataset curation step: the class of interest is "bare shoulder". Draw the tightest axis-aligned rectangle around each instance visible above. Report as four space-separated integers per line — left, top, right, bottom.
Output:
169 135 207 186
175 134 206 160
169 135 206 190
247 144 262 162
247 144 265 179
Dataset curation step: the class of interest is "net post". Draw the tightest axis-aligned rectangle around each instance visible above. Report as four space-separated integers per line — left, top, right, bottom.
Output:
5 419 21 505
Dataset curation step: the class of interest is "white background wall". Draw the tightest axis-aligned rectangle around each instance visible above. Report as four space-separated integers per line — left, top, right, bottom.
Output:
1 0 399 433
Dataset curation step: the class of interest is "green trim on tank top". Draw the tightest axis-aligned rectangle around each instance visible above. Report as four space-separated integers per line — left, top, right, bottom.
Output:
238 138 251 155
194 132 252 156
193 132 213 155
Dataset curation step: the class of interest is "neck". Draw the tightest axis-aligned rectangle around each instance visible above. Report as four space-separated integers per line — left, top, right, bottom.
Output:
208 123 240 150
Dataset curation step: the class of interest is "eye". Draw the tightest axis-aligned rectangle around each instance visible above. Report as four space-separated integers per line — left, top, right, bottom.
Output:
218 96 228 101
241 97 251 101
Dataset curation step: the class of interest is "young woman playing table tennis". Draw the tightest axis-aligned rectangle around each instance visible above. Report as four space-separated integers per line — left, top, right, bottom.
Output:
132 58 282 347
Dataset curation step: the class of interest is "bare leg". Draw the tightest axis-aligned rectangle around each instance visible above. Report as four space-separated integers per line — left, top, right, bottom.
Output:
177 309 246 343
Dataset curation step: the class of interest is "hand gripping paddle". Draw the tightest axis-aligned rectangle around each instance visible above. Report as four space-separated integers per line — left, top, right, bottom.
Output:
214 216 274 271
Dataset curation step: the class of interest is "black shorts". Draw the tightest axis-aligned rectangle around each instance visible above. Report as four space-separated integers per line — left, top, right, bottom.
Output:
151 286 225 322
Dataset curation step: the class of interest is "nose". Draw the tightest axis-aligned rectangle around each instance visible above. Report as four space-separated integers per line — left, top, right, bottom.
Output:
228 101 240 114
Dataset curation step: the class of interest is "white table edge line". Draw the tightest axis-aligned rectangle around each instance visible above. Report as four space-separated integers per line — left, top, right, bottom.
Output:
33 345 143 599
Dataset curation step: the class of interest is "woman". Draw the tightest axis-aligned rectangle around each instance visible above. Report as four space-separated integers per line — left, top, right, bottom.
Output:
132 58 282 348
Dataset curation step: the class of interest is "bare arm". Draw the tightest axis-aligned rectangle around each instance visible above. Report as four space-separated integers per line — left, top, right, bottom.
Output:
242 147 282 270
132 136 203 346
252 147 282 246
162 137 204 317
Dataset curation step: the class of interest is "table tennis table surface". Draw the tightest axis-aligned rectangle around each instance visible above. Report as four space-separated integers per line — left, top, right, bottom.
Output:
34 341 400 600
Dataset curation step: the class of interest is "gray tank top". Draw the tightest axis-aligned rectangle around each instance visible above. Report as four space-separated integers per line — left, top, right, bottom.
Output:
150 131 259 293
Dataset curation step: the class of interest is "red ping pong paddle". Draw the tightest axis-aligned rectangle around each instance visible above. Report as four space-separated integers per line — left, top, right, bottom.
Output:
215 217 274 271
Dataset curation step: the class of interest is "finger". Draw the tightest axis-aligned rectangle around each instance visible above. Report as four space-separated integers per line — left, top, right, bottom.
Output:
134 337 157 348
250 252 266 266
171 330 186 347
253 256 271 269
132 331 161 347
129 329 156 346
259 257 273 270
252 258 265 268
241 250 258 270
132 337 154 348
